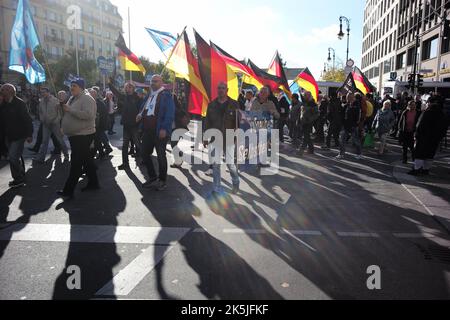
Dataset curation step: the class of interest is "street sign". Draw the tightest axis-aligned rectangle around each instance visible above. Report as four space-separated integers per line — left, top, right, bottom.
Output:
115 74 125 87
145 73 154 84
97 56 115 75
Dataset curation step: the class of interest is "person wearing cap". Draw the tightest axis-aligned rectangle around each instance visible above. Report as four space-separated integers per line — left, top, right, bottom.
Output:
0 83 33 188
108 79 144 170
57 78 98 199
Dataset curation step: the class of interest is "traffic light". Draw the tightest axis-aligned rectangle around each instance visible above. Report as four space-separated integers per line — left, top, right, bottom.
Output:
408 73 415 89
417 74 424 88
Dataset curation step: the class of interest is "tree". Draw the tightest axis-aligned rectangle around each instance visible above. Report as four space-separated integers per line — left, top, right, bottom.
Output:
321 68 346 82
45 49 98 92
129 56 175 84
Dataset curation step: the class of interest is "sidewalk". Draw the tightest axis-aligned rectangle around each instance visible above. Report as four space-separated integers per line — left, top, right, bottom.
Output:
393 154 450 233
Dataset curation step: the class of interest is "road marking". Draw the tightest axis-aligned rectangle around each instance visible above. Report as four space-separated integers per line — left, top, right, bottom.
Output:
393 233 436 239
0 223 190 245
223 229 267 235
337 232 380 238
282 230 323 236
95 244 177 297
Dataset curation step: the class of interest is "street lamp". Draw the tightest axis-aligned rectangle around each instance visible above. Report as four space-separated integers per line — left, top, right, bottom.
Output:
328 47 336 70
338 16 351 63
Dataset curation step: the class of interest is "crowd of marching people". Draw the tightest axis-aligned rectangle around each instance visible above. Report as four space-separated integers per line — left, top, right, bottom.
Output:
0 77 449 199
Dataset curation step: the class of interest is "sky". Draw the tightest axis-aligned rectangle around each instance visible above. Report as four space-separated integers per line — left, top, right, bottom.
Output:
109 0 365 80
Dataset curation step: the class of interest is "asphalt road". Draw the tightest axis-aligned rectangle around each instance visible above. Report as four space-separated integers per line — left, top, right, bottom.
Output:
0 121 449 300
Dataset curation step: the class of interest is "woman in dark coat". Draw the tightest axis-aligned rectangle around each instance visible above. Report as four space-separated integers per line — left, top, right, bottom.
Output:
398 100 421 164
408 96 449 176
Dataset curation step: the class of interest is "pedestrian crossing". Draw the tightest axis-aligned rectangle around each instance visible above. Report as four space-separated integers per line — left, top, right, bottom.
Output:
0 222 440 243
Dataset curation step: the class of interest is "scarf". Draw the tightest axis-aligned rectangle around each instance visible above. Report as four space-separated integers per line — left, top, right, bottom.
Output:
143 87 164 116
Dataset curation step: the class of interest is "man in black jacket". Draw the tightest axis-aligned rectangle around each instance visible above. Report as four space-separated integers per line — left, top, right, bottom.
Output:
323 94 342 150
408 96 449 175
109 79 143 170
0 84 33 188
89 88 113 159
274 88 290 143
336 92 362 160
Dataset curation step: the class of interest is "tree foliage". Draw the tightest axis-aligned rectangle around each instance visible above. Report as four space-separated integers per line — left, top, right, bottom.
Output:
321 68 346 82
126 56 175 84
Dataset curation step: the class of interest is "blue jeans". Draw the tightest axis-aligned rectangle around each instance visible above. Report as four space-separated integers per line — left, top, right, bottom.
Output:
7 139 26 182
36 122 69 161
212 144 239 193
339 128 361 156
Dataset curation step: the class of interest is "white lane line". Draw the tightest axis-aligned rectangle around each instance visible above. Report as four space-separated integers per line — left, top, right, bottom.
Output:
393 233 436 239
95 244 177 297
223 229 267 235
282 230 323 236
337 232 380 238
0 224 190 245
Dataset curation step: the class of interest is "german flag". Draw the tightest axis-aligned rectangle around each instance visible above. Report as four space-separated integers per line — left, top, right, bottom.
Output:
194 30 239 102
268 51 291 96
243 60 283 92
352 67 376 95
290 68 319 102
115 33 146 75
166 31 209 116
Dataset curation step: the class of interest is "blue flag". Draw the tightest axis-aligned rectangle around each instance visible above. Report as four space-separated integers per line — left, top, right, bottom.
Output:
145 28 177 54
8 0 46 84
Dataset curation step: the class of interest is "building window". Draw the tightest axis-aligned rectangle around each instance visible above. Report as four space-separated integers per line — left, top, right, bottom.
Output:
422 36 439 60
79 35 85 49
396 52 406 70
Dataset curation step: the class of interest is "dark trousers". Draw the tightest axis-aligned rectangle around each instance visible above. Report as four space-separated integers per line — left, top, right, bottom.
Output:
301 124 314 152
402 132 415 162
63 134 98 195
122 126 141 165
7 139 26 182
108 114 115 133
326 123 341 148
94 130 112 156
0 132 7 158
314 118 325 143
142 129 169 182
32 122 61 153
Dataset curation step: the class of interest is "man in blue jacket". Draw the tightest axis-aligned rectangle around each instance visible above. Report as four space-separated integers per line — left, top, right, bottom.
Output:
137 75 175 191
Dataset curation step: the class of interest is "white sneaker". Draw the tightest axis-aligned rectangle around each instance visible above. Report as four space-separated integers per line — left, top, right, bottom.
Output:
205 168 213 176
355 155 363 160
335 155 345 160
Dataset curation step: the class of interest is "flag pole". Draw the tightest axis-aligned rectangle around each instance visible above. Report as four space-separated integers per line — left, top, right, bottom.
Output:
75 28 80 76
161 25 187 75
128 6 132 82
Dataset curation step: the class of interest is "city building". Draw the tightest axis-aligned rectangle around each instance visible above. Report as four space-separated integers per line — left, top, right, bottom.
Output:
362 0 450 94
395 0 450 84
0 0 123 84
362 0 400 93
